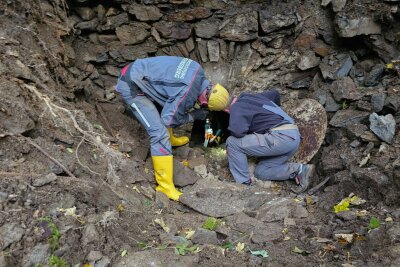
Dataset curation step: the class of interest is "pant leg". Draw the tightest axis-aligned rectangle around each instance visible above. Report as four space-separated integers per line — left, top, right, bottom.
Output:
130 95 171 156
254 129 301 181
226 133 275 184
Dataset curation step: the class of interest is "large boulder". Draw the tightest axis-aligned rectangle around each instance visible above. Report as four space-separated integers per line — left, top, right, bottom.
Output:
219 12 258 42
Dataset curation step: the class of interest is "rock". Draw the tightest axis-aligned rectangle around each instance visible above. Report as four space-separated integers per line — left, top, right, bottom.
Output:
260 7 297 34
331 0 347 12
82 224 100 245
256 198 308 223
193 0 226 9
356 100 372 112
194 18 220 39
350 165 390 186
251 223 282 244
388 224 400 244
193 164 207 178
321 148 345 174
336 210 357 221
207 40 219 62
105 65 119 77
364 35 399 63
155 191 170 210
297 51 320 70
114 249 199 267
154 21 192 40
369 113 396 144
335 14 381 37
76 7 95 21
127 4 163 21
180 179 274 218
364 64 385 87
22 243 50 267
360 130 380 143
97 13 129 32
0 223 25 250
32 173 58 187
371 92 385 112
319 55 353 81
173 159 200 187
191 228 219 245
0 192 7 203
87 250 103 262
228 212 260 232
95 257 111 267
389 244 400 258
75 18 99 30
347 123 367 138
325 94 341 112
185 38 195 52
284 217 296 226
166 7 212 22
329 110 369 128
330 77 363 102
219 12 258 42
116 23 150 45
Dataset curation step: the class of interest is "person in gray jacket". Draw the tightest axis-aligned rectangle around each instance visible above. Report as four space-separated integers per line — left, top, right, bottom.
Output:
115 56 230 201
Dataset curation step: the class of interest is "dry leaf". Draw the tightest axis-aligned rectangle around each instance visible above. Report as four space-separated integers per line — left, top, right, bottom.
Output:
154 218 170 233
359 153 370 167
335 233 354 244
235 242 245 252
117 203 125 212
185 230 195 239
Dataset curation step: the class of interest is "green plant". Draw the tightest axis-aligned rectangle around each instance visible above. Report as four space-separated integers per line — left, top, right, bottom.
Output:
369 217 380 230
202 217 219 230
174 243 199 255
38 217 61 252
49 255 68 267
341 100 348 110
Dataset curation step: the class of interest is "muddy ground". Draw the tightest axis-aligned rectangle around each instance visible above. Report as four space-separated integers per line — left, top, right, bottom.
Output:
0 0 400 266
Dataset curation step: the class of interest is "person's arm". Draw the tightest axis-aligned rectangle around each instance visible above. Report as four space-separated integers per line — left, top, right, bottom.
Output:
160 86 195 128
228 103 252 138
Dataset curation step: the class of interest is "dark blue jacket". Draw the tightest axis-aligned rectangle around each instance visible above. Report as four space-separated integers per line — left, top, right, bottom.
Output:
228 89 293 138
115 56 210 128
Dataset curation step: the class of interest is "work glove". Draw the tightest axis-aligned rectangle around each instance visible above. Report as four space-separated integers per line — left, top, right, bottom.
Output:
189 109 209 121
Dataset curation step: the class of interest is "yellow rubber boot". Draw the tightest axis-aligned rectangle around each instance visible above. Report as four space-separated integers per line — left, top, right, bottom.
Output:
152 155 182 201
168 128 189 147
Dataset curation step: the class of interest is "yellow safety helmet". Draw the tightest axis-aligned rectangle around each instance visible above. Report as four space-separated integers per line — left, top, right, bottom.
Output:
208 83 230 111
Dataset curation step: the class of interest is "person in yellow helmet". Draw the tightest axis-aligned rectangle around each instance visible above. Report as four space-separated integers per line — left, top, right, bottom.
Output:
115 56 230 201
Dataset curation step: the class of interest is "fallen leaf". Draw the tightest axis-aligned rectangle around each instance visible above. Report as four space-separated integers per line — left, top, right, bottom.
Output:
185 230 195 239
144 168 149 174
359 153 370 167
283 236 291 241
235 242 245 252
83 264 93 267
335 233 354 244
121 249 127 257
182 160 189 167
57 207 76 216
323 243 336 252
356 210 369 217
333 198 350 213
117 203 125 213
385 217 393 222
349 196 366 206
132 186 140 193
66 148 74 154
292 246 311 255
313 237 332 243
250 249 269 258
154 218 170 233
369 217 380 230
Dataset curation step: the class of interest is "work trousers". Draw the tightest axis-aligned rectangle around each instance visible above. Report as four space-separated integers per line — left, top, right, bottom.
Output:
226 129 302 184
130 95 172 156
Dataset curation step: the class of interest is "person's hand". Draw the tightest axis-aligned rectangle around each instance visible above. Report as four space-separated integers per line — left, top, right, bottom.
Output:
189 109 209 121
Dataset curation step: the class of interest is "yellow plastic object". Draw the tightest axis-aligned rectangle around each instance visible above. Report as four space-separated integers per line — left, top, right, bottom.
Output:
208 83 230 111
167 128 189 147
152 155 182 201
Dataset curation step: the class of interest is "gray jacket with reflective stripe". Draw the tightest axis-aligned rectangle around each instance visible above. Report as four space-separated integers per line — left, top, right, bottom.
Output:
115 56 210 128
